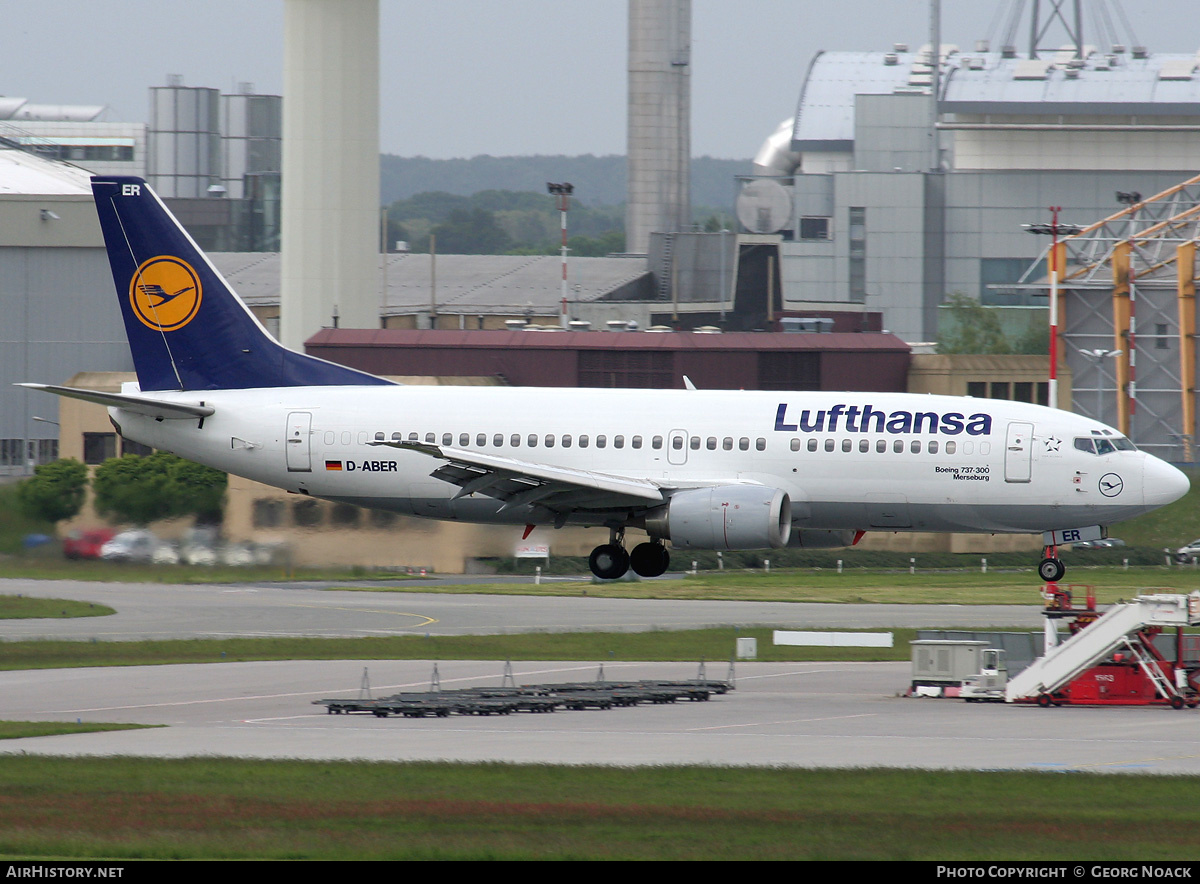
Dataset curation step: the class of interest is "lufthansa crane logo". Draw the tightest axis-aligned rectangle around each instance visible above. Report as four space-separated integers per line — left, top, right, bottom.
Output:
128 256 202 332
1099 473 1124 497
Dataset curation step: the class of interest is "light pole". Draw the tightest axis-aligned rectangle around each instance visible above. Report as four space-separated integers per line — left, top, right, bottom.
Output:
1083 349 1122 424
1024 209 1082 408
547 182 573 329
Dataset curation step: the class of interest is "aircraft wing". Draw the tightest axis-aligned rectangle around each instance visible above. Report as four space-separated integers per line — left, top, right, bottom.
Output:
368 440 665 512
17 383 214 420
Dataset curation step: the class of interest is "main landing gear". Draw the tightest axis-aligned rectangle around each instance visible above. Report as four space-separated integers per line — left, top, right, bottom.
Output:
1039 543 1066 583
588 529 670 580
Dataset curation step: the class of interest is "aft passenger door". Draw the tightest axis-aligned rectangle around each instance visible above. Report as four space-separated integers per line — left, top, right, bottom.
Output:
1004 421 1033 483
286 412 312 472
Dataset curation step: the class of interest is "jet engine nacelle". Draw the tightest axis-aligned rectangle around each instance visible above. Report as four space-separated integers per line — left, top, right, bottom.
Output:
787 528 859 548
646 486 791 550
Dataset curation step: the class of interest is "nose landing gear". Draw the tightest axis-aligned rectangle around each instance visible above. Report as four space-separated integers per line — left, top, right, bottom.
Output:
587 529 670 579
1039 544 1066 583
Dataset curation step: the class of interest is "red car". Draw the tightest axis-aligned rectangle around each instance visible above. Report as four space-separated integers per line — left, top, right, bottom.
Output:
63 529 116 560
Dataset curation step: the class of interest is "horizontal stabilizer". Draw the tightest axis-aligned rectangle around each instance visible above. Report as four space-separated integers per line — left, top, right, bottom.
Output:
18 384 214 420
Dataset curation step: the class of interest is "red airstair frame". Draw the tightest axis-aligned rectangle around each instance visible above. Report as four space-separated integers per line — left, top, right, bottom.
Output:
1023 583 1200 708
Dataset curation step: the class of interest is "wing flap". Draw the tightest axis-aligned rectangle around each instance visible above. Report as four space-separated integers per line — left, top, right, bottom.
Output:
369 440 664 510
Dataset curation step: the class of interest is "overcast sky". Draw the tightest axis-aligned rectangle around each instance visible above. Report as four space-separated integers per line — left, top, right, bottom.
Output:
5 1 1199 159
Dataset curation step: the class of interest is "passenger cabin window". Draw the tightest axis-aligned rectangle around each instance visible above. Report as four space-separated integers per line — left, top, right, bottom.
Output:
946 441 957 454
690 436 700 450
374 432 384 441
443 433 453 445
493 434 503 447
929 441 939 454
426 433 436 443
527 434 538 447
476 434 487 447
632 436 642 449
544 434 555 448
597 435 607 449
511 434 521 447
756 438 766 451
859 439 869 453
841 439 852 452
459 433 469 446
614 435 625 449
707 437 717 450
808 439 818 452
790 438 801 452
725 437 734 451
580 435 590 448
877 439 886 453
652 436 663 450
825 439 835 452
739 438 750 451
562 435 573 448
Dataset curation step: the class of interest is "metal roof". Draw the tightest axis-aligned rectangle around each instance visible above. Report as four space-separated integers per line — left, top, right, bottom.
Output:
792 50 927 148
210 252 652 315
307 328 910 353
942 52 1200 115
0 146 92 195
792 49 1200 147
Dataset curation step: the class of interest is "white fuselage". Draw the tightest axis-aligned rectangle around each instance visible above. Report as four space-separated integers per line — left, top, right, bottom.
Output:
110 385 1187 537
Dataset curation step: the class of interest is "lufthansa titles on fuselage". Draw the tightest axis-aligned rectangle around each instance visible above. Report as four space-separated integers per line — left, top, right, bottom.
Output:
774 403 993 436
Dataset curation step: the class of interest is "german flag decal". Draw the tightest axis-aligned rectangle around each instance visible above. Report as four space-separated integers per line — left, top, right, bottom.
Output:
325 460 343 471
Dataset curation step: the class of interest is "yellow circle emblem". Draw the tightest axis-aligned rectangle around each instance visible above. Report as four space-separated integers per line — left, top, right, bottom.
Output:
128 256 202 332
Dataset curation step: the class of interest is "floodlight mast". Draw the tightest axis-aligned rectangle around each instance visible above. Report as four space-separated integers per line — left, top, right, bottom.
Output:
1024 208 1083 410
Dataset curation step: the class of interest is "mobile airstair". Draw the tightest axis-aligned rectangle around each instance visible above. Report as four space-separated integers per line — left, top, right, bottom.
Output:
1005 592 1200 706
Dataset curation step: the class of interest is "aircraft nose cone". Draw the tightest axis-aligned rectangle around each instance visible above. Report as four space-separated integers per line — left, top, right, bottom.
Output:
1144 456 1190 508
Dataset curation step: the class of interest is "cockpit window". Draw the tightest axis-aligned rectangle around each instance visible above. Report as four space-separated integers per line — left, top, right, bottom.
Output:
1075 435 1137 455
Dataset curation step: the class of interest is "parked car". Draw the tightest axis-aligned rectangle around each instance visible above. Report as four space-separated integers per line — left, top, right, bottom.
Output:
64 528 116 560
100 529 159 563
1176 539 1200 563
1072 538 1126 550
151 540 181 566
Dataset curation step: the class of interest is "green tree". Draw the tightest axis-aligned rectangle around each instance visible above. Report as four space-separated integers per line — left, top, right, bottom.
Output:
92 453 175 525
936 293 1011 355
166 458 227 525
17 458 87 524
93 452 227 526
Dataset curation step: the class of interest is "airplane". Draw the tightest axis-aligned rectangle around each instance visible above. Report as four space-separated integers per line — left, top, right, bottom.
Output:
22 176 1191 583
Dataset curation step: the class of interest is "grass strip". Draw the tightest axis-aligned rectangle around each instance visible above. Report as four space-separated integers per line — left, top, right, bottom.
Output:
0 721 156 740
0 559 417 584
0 628 921 670
0 596 115 619
332 565 1200 605
0 758 1195 860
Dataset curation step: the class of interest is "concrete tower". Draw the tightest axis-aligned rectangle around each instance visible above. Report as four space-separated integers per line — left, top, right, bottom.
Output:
280 0 380 350
626 0 691 255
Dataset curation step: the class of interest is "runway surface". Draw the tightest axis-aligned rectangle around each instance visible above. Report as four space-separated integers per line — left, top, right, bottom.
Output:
1 576 1197 773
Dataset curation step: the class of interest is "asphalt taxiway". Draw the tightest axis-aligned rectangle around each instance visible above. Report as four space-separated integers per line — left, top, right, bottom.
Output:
1 576 1197 773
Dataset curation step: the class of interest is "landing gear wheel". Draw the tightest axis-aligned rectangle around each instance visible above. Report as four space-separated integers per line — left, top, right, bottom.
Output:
589 544 630 580
1038 557 1066 583
629 542 670 578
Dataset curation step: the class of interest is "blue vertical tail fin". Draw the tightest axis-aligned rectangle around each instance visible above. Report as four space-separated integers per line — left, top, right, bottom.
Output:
90 176 392 391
